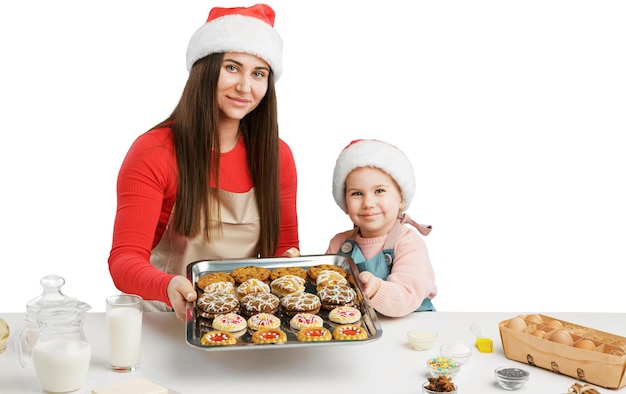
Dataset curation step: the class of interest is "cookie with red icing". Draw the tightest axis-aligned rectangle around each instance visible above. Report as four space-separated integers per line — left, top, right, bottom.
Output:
296 327 332 342
200 330 237 346
247 313 281 330
328 306 362 324
332 324 368 340
289 312 324 330
251 328 287 344
212 312 247 333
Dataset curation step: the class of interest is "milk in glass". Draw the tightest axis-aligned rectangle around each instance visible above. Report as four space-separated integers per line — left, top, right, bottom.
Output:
107 306 142 368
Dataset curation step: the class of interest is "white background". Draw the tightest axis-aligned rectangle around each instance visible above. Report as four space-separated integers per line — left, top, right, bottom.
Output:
1 1 624 313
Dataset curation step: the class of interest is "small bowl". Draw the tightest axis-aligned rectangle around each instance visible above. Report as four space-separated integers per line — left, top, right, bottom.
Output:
407 329 438 350
427 356 461 378
495 366 530 390
440 343 472 364
422 381 458 394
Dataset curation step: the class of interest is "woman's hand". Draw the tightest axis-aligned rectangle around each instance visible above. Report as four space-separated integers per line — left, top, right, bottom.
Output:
282 247 300 258
359 271 382 299
167 275 197 321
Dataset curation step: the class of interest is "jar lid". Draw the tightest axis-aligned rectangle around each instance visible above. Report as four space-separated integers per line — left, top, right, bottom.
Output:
24 274 80 319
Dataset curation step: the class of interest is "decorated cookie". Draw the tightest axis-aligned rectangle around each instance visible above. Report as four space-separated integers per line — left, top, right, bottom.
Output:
247 313 281 330
251 328 287 344
317 285 357 310
236 278 270 299
328 306 362 324
212 313 247 332
297 327 332 342
200 330 237 346
289 312 324 330
270 274 306 298
333 324 368 341
239 292 280 317
196 292 239 319
280 292 321 316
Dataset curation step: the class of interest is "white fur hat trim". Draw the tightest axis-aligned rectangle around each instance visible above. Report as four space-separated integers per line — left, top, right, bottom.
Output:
186 13 283 79
332 139 416 213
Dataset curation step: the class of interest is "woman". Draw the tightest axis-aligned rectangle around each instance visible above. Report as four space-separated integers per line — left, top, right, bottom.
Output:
108 4 299 321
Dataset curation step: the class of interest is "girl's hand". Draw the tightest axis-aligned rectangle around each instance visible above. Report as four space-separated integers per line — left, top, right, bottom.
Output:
359 271 382 299
282 247 300 258
167 275 197 321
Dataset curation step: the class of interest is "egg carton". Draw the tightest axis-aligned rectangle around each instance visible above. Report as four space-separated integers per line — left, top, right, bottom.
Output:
498 314 626 389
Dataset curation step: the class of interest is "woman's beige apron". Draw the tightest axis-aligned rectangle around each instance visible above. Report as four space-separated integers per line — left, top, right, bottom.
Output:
146 189 260 311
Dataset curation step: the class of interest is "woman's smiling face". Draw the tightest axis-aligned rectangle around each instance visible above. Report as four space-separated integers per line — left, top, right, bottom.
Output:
216 52 270 121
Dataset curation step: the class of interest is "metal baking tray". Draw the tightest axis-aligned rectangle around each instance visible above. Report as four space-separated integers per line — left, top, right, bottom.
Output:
185 254 382 351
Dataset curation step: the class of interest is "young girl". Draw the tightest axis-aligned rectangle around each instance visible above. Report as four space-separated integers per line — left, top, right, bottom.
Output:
326 139 437 317
108 4 299 321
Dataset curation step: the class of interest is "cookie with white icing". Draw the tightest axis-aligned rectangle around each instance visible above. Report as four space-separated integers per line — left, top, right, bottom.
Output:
280 292 321 316
239 292 280 317
196 292 239 319
317 285 356 310
270 274 306 298
315 269 348 290
236 278 270 300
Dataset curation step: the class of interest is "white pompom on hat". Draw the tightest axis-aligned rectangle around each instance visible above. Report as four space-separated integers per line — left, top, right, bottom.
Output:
332 139 416 214
186 3 283 79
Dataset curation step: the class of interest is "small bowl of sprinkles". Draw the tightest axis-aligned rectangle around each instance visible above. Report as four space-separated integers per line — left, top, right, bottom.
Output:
427 356 460 378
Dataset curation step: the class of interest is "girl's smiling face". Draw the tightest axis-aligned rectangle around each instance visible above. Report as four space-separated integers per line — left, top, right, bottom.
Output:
216 52 270 121
344 167 404 238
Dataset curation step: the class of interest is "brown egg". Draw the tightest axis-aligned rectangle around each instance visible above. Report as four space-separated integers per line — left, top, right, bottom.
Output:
574 339 596 350
545 319 564 329
549 329 574 346
531 330 546 339
506 317 528 331
525 314 544 324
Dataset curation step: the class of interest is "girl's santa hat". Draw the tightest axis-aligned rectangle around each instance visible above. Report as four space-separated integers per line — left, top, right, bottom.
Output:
332 139 416 214
186 3 283 79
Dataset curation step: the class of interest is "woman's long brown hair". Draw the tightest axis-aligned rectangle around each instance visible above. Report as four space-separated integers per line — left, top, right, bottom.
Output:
153 53 280 257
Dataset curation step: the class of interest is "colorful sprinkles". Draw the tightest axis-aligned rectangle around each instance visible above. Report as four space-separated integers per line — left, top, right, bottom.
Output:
427 357 460 375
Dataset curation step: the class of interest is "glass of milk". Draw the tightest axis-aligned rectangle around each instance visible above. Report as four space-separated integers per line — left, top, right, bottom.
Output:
106 294 143 372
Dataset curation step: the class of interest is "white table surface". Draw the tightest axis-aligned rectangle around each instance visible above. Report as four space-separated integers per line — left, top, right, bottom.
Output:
0 311 622 393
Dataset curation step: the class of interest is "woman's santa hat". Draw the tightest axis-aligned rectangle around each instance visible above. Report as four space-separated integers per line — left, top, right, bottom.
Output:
332 139 416 214
186 3 283 79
